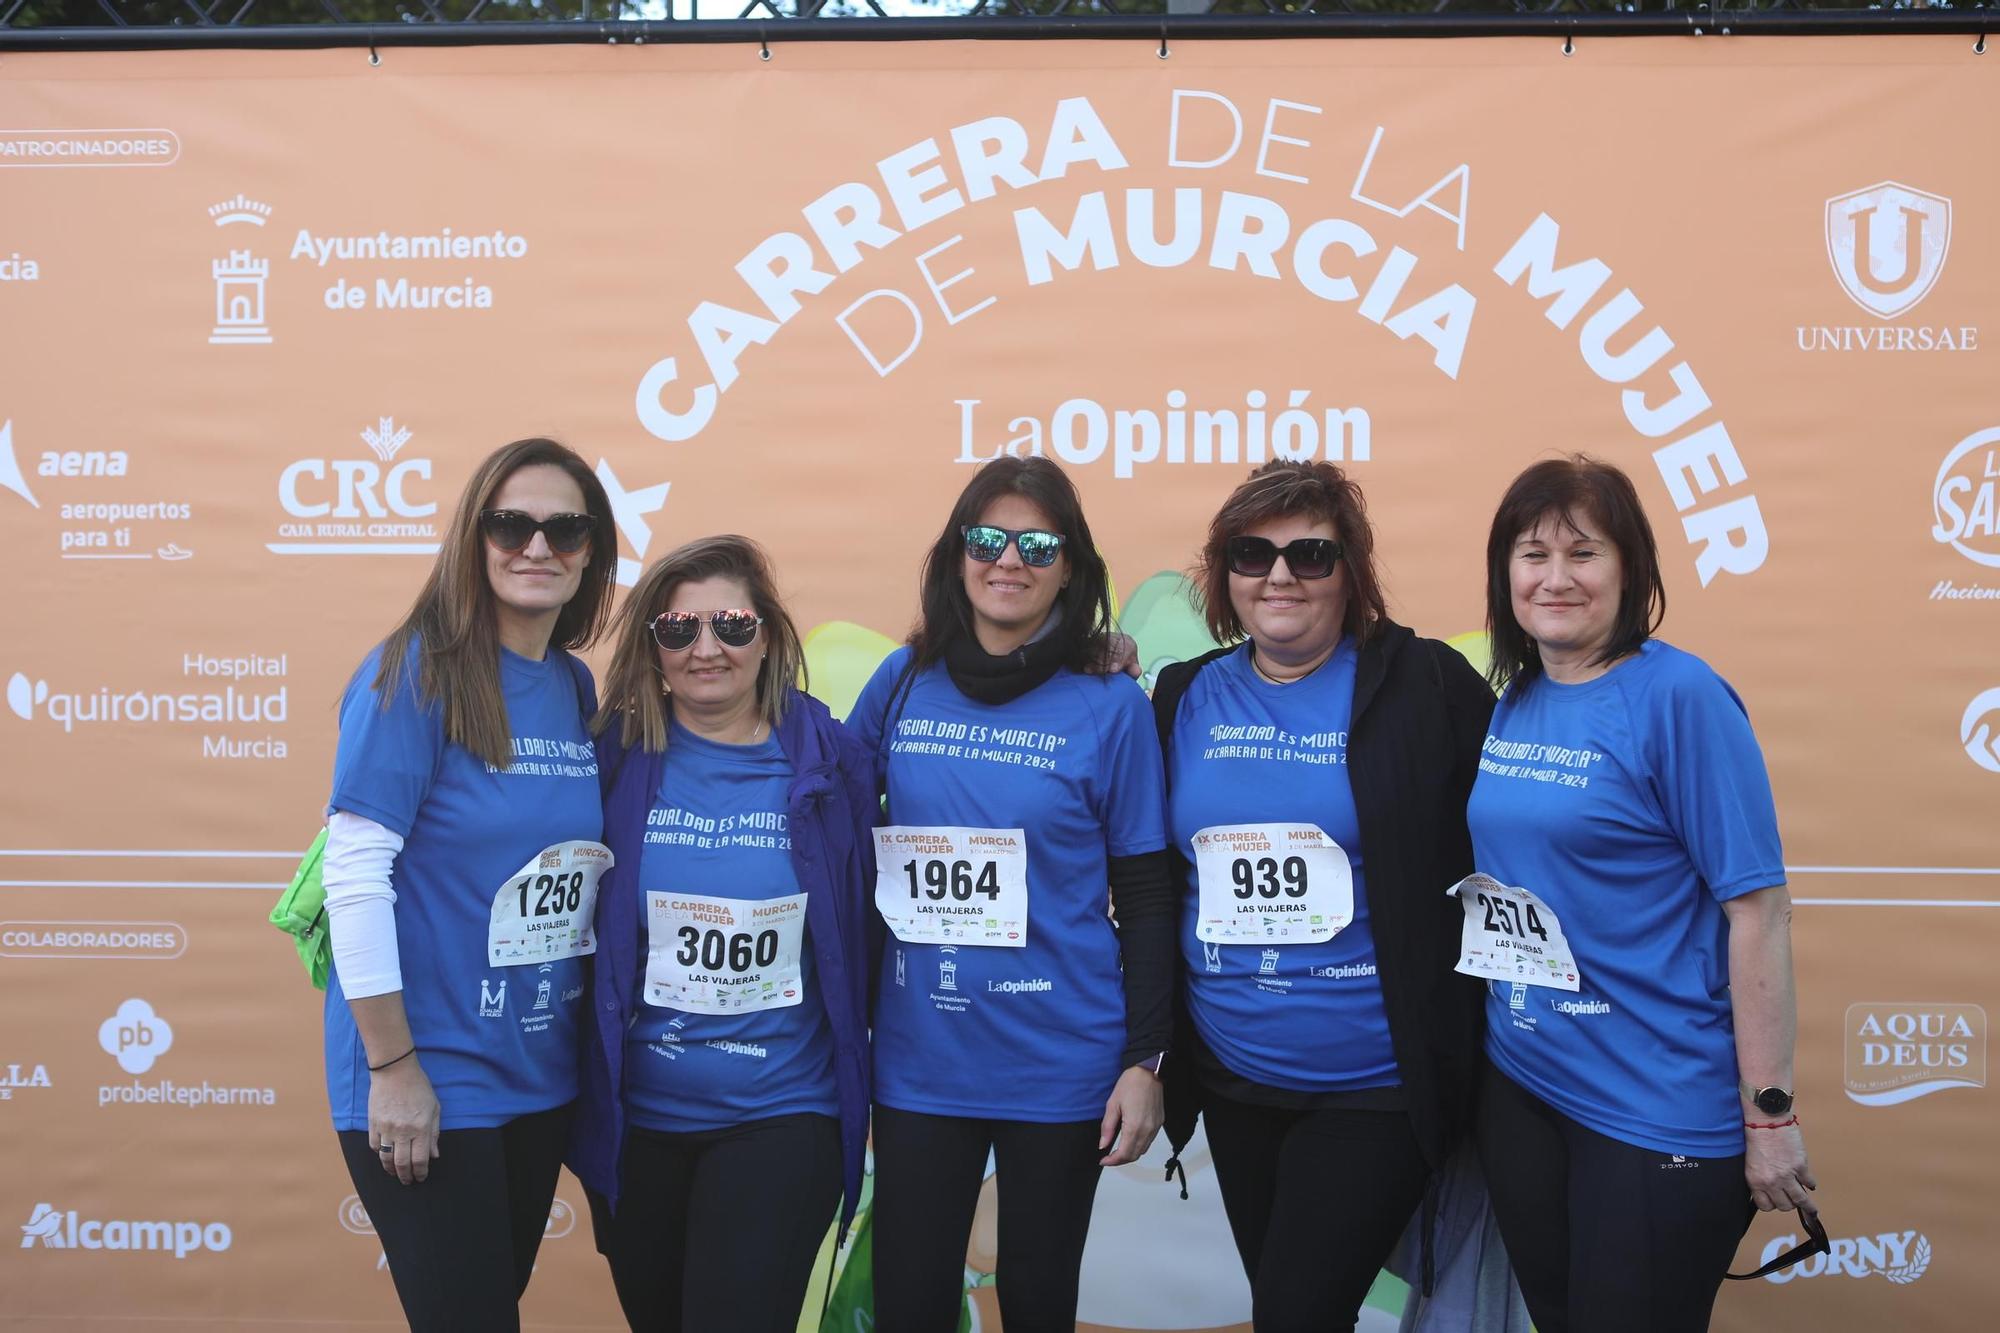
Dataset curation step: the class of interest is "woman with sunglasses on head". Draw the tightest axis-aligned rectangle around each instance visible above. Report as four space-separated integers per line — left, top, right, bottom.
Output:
847 455 1172 1333
1466 457 1811 1332
1151 460 1495 1332
319 438 616 1330
569 535 877 1333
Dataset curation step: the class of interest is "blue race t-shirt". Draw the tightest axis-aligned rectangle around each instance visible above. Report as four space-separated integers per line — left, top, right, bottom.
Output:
1168 641 1399 1093
1466 640 1784 1157
624 722 837 1133
323 644 602 1131
850 649 1168 1122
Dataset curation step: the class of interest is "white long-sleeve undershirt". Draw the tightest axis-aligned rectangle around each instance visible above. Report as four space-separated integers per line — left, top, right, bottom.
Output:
323 809 405 999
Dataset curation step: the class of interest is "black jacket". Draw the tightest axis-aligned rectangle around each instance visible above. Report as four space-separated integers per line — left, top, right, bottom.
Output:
1153 620 1495 1173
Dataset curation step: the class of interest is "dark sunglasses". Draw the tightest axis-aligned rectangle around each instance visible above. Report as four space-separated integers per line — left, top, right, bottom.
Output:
1226 535 1344 580
649 609 764 652
1725 1207 1830 1282
962 524 1065 568
479 509 594 555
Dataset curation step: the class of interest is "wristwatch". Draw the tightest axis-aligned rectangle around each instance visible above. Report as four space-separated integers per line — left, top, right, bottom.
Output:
1137 1051 1167 1079
1742 1082 1795 1117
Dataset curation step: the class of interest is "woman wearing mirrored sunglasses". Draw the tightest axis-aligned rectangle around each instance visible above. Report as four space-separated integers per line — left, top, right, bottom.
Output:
569 534 879 1333
1467 457 1811 1332
318 437 617 1331
847 455 1173 1333
1151 460 1498 1331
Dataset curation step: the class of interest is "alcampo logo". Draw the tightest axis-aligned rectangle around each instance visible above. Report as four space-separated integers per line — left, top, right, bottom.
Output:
1845 1003 1986 1106
99 998 173 1074
1963 689 2000 775
1760 1227 1931 1285
1932 427 2000 571
1826 182 1951 320
19 1201 232 1258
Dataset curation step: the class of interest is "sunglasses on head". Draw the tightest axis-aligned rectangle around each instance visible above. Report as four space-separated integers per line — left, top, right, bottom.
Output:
1225 535 1344 580
649 609 764 652
962 524 1065 568
479 509 594 555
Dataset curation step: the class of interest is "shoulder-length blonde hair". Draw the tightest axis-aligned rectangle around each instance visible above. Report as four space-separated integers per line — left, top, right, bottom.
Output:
594 535 808 752
373 437 617 769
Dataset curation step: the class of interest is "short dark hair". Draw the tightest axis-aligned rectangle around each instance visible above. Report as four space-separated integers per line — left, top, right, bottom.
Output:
1193 460 1388 646
907 455 1113 672
1483 454 1666 692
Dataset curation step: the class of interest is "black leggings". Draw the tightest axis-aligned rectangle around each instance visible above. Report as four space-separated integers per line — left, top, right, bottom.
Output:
1475 1064 1753 1333
1201 1093 1431 1332
870 1104 1104 1333
588 1113 843 1333
336 1102 572 1333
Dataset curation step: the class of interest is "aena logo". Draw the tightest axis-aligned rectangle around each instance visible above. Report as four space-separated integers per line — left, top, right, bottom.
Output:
1932 427 2000 570
0 419 37 508
1963 690 2000 776
20 1201 232 1258
98 998 173 1074
1825 182 1951 320
1760 1227 1931 1285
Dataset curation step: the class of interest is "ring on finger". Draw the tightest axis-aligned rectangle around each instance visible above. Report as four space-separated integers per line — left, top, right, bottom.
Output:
378 1142 396 1156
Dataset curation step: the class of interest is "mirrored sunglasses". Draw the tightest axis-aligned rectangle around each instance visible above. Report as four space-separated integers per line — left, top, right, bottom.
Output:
962 524 1065 568
649 609 764 652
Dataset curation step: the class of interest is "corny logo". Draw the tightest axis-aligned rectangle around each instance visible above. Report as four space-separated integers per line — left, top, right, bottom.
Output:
1844 1003 1986 1106
1760 1227 1930 1286
1826 182 1951 320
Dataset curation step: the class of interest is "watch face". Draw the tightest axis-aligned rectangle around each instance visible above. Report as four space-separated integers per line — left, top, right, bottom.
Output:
1754 1087 1794 1116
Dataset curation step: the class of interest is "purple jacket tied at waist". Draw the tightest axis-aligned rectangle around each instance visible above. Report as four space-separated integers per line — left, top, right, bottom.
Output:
567 688 881 1237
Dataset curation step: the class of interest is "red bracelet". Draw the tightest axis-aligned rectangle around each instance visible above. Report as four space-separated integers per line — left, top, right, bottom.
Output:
1744 1115 1800 1129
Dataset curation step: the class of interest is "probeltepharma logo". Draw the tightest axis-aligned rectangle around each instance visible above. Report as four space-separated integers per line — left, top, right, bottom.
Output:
1759 1227 1931 1286
1845 1003 1987 1106
95 998 277 1110
7 652 289 760
19 1202 231 1258
1930 428 2000 603
1963 689 2000 775
270 417 439 556
1797 182 1975 353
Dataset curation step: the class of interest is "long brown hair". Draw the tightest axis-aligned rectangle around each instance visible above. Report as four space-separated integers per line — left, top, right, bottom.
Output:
373 438 617 768
1193 460 1388 646
594 535 808 752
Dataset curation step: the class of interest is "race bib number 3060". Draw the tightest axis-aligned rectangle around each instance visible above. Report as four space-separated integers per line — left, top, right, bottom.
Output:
487 840 612 966
873 826 1028 947
1192 823 1352 945
1447 873 1580 992
644 892 808 1015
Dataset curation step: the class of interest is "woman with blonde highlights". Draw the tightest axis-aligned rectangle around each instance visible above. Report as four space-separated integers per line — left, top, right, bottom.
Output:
320 437 616 1330
570 535 877 1333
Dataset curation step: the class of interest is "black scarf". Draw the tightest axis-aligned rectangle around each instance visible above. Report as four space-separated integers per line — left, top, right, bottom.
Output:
943 626 1068 705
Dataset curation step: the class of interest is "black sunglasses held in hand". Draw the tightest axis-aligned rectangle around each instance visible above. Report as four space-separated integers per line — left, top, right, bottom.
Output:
1725 1208 1830 1281
1226 535 1345 580
961 524 1065 568
650 609 764 652
479 509 594 555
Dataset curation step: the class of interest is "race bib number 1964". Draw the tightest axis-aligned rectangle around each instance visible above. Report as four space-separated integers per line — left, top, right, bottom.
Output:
873 826 1028 947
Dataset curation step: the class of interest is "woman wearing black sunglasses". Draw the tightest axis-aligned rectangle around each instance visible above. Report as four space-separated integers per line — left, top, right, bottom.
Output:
1151 460 1496 1330
570 535 878 1333
848 455 1174 1333
318 438 617 1330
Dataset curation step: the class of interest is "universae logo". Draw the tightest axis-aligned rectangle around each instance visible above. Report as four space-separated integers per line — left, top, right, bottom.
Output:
1825 182 1950 320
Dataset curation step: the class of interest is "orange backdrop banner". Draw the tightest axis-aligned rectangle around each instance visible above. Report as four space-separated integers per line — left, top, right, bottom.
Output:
1 33 1995 1332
